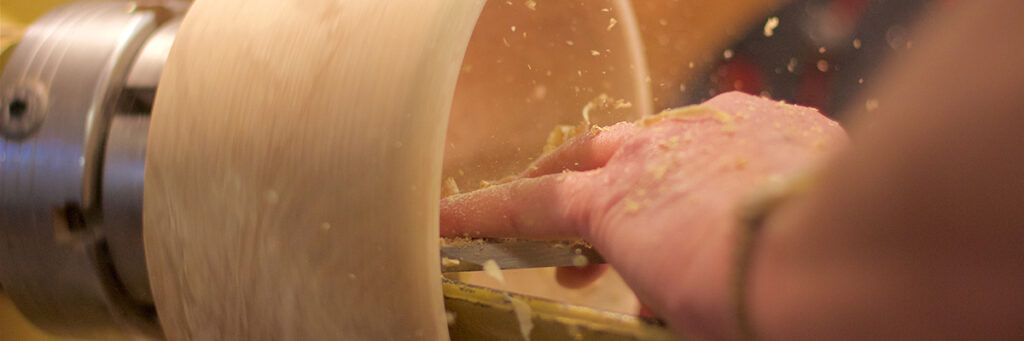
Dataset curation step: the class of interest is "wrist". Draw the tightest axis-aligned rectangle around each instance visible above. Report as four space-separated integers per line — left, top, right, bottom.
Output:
660 177 776 340
659 211 744 340
731 169 819 340
745 182 842 340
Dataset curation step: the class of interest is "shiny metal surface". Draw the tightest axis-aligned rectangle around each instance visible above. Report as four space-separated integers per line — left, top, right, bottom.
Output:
102 114 151 305
124 17 180 108
0 80 47 140
441 239 605 273
0 2 160 336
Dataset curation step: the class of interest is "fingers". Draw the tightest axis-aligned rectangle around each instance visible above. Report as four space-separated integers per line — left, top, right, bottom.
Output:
440 171 597 239
555 264 608 288
439 121 631 239
520 122 637 178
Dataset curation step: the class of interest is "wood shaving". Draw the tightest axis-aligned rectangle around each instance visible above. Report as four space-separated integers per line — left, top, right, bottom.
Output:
581 93 632 128
647 165 668 180
637 105 735 132
623 199 641 212
441 177 460 197
657 136 681 149
482 259 505 284
764 16 779 37
441 257 461 267
607 18 618 31
543 124 586 154
507 294 534 340
440 237 487 247
735 158 749 170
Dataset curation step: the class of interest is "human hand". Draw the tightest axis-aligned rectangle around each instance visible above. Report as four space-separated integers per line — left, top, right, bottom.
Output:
440 91 846 338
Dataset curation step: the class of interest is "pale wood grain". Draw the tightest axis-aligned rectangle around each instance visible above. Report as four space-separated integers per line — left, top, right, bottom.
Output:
144 0 484 339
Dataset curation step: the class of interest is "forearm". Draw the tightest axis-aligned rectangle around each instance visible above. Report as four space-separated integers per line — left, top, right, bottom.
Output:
751 138 1024 339
749 0 1024 338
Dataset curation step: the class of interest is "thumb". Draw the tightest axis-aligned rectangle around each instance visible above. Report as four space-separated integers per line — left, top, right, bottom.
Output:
520 122 637 178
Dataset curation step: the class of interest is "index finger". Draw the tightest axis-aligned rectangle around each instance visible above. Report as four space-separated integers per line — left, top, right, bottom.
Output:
440 171 597 239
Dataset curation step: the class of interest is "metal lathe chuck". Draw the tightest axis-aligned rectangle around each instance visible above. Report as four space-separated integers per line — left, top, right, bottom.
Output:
0 2 185 337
